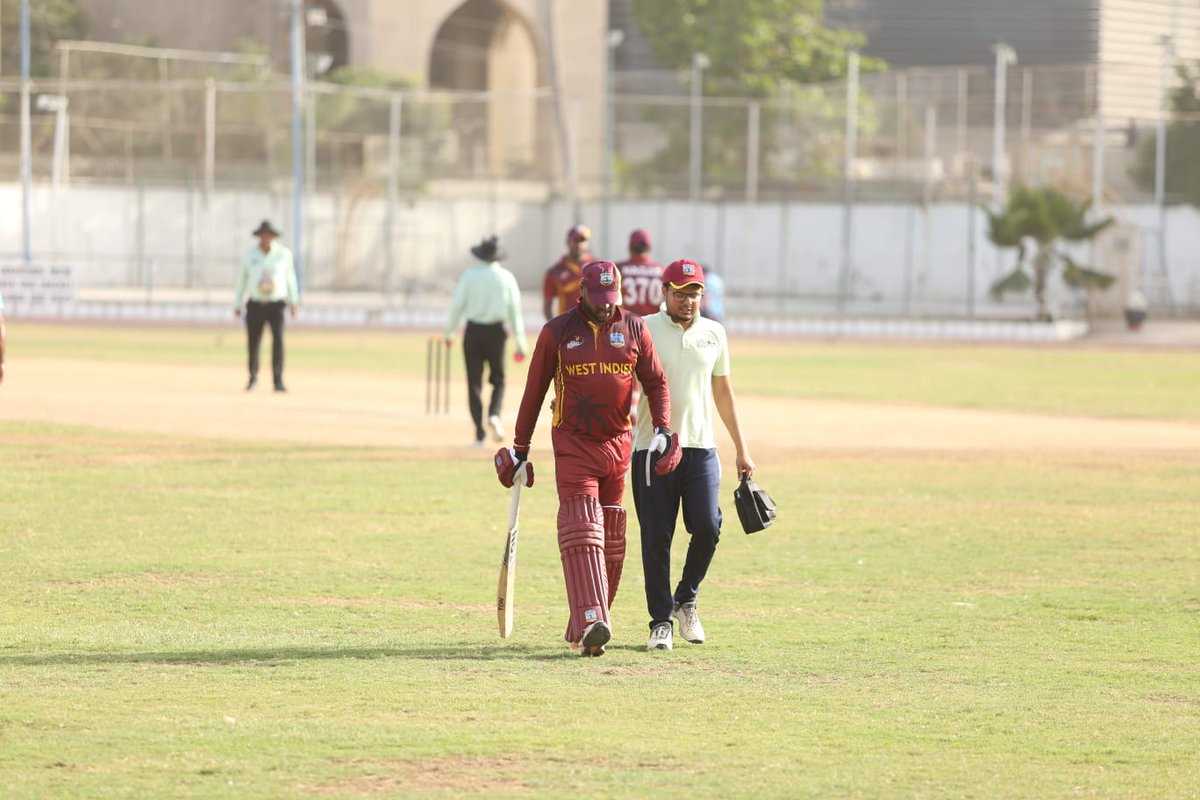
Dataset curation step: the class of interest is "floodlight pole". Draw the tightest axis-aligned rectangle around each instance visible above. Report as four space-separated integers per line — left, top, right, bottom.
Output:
602 29 624 258
1154 35 1172 209
289 0 306 297
837 50 860 312
991 43 1016 208
20 0 32 265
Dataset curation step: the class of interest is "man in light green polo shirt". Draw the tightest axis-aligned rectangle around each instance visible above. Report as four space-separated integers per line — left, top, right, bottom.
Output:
444 235 529 446
234 220 299 392
632 258 756 651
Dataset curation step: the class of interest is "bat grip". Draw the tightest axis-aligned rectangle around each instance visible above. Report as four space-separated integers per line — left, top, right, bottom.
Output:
507 476 523 528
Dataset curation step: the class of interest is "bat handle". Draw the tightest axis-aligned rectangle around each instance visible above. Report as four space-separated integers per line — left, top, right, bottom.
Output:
507 477 522 526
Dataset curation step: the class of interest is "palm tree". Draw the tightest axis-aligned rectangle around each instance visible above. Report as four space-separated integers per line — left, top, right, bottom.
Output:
986 185 1116 320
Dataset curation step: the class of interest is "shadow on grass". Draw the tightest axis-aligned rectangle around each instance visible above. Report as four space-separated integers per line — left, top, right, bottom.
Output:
0 642 588 667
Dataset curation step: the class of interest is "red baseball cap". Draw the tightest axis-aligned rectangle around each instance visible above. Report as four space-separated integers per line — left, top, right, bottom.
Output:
663 259 705 289
629 228 652 250
567 224 591 243
580 260 622 305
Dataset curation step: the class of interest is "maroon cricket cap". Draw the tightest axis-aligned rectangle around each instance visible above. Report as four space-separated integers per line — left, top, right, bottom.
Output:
629 228 652 250
580 260 622 306
567 224 591 243
662 259 705 289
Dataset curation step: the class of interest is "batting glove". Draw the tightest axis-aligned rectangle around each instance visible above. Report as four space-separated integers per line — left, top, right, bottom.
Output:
494 447 534 488
645 427 681 485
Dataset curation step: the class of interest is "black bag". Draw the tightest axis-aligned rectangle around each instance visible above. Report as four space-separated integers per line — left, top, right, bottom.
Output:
734 474 777 534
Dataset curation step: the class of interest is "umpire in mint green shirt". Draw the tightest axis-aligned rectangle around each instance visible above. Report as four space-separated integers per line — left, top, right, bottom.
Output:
444 236 529 446
234 220 299 392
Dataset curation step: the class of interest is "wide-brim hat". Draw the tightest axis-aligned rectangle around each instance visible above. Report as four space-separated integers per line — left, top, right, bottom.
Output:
252 220 280 237
470 235 506 262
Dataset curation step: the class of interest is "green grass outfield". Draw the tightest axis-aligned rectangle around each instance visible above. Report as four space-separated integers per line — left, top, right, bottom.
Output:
1 325 1199 798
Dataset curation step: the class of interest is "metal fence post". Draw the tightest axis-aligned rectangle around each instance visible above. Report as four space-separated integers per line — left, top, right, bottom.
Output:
689 51 709 203
967 167 978 318
746 100 760 203
385 93 402 301
956 68 968 173
1019 67 1032 183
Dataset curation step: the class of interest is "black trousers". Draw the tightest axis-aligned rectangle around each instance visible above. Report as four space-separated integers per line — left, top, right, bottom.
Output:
463 321 507 440
245 300 286 386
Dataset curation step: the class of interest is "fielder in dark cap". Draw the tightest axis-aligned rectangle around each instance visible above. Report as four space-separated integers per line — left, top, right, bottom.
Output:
234 220 299 392
444 235 529 446
615 229 664 317
542 224 592 321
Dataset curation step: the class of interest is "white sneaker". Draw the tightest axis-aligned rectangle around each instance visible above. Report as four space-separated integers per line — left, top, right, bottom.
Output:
672 602 705 643
647 622 673 651
487 415 505 441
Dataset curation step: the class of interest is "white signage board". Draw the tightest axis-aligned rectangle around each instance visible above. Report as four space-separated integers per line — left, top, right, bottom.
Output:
0 263 77 308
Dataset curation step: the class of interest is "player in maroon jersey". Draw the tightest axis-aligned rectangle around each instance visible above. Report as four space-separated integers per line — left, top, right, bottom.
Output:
615 229 664 317
615 229 665 424
494 261 681 656
541 224 591 321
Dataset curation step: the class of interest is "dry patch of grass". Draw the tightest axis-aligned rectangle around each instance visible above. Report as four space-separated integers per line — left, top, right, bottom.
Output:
302 755 533 795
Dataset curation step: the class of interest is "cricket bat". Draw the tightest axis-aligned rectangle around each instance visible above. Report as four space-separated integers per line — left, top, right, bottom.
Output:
497 477 523 638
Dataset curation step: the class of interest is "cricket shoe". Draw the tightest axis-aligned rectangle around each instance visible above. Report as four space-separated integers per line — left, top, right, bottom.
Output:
488 415 505 442
577 620 611 657
647 622 673 651
672 602 705 644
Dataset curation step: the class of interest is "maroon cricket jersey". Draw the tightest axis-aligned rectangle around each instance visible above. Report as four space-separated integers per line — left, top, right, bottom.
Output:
542 255 587 317
514 306 670 450
615 255 664 317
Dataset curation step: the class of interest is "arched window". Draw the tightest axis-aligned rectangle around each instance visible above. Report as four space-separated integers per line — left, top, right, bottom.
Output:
303 0 350 75
427 0 542 178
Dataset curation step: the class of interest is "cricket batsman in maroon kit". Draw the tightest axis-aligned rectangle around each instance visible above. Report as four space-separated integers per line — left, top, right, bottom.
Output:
494 260 681 656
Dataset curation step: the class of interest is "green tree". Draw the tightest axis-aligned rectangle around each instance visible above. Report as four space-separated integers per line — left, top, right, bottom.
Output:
0 0 88 77
322 66 417 132
1131 61 1200 207
986 185 1116 320
631 0 882 96
626 0 884 197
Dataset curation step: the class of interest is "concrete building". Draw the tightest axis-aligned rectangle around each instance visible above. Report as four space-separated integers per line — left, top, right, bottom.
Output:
74 0 608 181
826 0 1200 121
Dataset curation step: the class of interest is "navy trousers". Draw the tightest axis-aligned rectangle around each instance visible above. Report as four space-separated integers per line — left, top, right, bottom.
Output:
631 447 723 629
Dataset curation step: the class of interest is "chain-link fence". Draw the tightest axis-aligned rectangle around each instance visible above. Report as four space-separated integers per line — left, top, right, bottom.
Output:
2 53 1197 317
0 59 1171 198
